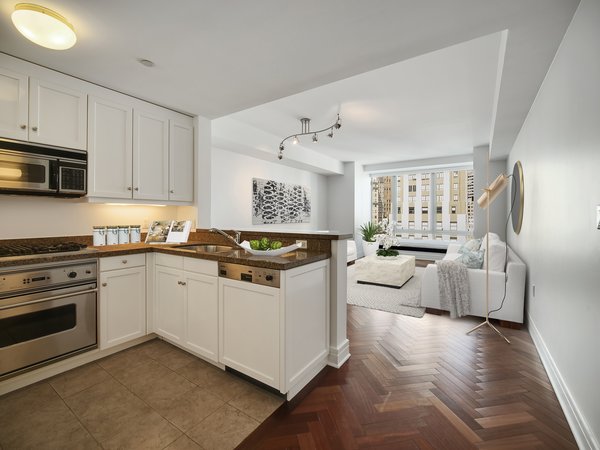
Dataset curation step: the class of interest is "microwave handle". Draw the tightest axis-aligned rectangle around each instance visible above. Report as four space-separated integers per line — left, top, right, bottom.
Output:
49 160 59 191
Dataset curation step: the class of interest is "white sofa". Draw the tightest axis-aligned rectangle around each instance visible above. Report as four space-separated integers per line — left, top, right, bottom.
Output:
421 241 526 323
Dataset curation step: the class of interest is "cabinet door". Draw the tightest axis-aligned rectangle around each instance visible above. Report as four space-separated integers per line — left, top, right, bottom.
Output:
99 267 146 349
155 266 185 344
133 107 169 200
29 78 87 150
88 96 133 198
184 272 218 362
0 67 28 141
169 119 194 202
219 278 280 389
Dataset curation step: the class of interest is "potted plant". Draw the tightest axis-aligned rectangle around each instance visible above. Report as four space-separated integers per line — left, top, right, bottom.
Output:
360 221 382 257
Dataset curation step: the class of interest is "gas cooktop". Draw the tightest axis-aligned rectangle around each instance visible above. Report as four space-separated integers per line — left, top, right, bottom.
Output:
0 242 89 257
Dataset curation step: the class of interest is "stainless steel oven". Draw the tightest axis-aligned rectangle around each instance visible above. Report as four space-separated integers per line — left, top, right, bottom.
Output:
0 259 97 379
0 138 86 197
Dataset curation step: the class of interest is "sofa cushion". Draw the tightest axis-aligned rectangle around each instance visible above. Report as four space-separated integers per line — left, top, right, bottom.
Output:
459 238 482 254
480 232 500 251
483 242 507 272
457 249 484 269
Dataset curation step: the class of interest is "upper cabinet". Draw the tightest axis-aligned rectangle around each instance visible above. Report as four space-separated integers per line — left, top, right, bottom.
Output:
0 67 87 150
88 93 194 203
133 106 170 201
169 118 194 202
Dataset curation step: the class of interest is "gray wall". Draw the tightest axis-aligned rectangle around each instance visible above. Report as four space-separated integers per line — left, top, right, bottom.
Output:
473 145 508 240
327 162 356 234
507 0 600 446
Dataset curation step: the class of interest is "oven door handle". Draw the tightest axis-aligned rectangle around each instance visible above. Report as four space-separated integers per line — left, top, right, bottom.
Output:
0 288 98 311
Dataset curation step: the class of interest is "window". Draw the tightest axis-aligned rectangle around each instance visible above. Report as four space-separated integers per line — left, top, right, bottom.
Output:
370 168 474 239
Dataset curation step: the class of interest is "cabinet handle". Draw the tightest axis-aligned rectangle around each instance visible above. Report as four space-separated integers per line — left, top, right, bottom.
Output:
134 187 139 191
102 282 107 287
121 260 127 264
31 126 38 132
127 187 132 191
20 124 26 129
180 281 186 286
177 281 181 285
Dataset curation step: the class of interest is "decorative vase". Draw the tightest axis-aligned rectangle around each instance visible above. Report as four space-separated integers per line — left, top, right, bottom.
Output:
362 240 379 257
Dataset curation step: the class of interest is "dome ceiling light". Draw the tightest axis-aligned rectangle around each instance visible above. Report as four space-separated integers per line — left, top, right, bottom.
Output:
11 3 77 50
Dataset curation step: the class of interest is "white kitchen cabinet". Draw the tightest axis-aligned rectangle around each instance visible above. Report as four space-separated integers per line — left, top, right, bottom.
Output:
0 67 28 141
133 107 170 200
169 118 194 202
155 265 186 345
219 278 281 389
0 67 87 150
184 272 219 362
88 95 133 198
154 255 219 361
99 257 146 350
29 78 87 150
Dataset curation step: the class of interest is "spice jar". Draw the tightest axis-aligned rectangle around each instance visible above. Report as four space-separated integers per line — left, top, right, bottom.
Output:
130 225 141 243
106 226 119 245
92 226 106 246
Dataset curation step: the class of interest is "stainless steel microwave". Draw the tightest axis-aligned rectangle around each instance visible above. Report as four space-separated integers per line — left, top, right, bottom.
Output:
0 139 86 197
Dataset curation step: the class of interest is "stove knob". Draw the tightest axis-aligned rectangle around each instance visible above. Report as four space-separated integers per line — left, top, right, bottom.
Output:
265 274 274 282
67 271 77 278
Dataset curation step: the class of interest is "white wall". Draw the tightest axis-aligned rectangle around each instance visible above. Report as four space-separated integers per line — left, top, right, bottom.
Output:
210 147 328 230
0 196 186 239
473 145 508 240
507 0 600 447
327 162 355 234
354 164 372 257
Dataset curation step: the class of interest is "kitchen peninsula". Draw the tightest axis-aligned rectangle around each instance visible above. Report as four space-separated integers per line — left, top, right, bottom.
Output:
0 229 351 401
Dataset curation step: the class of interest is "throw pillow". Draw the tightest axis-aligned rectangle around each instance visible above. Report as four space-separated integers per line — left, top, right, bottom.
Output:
483 242 507 272
457 249 484 269
479 232 500 251
458 238 482 254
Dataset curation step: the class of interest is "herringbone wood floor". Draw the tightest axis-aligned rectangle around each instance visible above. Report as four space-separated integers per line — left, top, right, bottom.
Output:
238 305 577 449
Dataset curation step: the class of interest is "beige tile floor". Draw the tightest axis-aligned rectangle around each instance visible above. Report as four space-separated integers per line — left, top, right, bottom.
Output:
0 339 284 449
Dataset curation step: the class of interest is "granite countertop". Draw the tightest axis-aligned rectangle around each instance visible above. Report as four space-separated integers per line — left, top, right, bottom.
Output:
0 242 328 270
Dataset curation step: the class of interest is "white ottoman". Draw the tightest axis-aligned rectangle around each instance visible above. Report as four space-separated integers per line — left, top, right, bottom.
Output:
355 254 416 288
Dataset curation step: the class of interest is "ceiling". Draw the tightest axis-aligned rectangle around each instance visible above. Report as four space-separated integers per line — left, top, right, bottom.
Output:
0 0 580 163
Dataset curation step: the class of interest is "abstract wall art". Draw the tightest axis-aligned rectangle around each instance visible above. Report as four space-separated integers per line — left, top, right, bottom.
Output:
252 178 311 224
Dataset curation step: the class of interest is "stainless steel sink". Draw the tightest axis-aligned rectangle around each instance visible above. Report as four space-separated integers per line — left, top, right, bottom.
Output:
175 244 233 253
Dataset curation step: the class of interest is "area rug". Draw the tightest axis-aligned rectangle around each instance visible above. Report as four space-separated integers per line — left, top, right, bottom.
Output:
347 265 426 318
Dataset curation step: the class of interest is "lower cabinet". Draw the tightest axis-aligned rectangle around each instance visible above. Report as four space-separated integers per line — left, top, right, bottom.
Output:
99 255 146 350
154 254 219 363
219 279 280 388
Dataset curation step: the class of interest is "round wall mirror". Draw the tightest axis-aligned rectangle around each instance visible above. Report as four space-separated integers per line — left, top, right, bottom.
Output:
511 161 524 234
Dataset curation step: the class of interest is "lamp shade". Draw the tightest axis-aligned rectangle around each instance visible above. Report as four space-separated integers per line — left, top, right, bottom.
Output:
477 173 508 209
11 3 77 50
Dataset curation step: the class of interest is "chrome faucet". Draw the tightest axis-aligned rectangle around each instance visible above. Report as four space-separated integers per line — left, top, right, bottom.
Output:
209 228 242 246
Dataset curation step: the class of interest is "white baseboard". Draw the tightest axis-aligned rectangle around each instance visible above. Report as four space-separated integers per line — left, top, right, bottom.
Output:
528 314 599 450
327 339 350 368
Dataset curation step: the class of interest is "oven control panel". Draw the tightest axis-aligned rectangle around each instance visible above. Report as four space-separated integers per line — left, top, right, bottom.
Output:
0 260 97 298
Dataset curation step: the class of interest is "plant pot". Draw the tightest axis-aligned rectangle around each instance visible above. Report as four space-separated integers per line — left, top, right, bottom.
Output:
362 240 379 257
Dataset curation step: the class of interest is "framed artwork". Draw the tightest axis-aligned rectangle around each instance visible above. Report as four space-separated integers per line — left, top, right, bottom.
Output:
252 178 311 224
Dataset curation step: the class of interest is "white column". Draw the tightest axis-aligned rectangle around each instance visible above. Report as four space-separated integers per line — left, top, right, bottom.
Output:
328 239 350 368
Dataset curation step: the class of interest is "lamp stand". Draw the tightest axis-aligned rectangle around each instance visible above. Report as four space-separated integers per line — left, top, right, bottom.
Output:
466 158 511 344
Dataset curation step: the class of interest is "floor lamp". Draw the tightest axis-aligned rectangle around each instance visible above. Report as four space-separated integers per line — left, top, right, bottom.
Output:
466 171 511 344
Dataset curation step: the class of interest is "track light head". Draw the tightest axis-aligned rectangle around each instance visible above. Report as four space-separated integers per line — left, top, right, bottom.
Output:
312 133 318 143
292 135 299 145
327 129 334 138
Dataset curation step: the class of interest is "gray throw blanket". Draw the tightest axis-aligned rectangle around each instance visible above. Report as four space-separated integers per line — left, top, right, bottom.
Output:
437 260 471 318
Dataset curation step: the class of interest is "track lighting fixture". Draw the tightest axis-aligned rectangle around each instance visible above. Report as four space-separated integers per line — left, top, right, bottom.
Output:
278 114 341 160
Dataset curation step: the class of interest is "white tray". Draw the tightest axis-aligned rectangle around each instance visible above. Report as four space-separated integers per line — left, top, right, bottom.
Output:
240 240 301 256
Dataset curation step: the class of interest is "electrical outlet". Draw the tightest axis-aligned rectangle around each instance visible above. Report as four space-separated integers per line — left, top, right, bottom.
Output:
296 240 307 249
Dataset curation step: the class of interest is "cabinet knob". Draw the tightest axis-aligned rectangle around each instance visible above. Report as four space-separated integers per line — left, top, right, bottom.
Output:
102 282 107 287
170 189 174 194
31 126 38 132
127 187 132 191
134 187 139 191
180 281 186 286
121 260 127 264
20 124 26 129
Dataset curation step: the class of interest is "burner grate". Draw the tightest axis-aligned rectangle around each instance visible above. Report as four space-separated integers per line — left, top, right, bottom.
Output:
0 242 87 257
